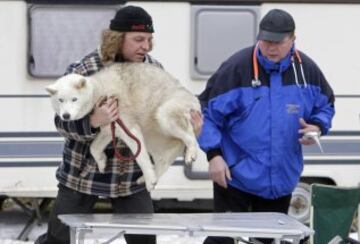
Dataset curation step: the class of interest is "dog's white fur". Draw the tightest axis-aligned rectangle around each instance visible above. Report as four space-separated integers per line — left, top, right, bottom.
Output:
46 63 201 191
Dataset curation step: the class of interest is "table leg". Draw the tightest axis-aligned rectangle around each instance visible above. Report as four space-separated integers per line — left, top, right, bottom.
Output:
70 227 91 244
273 238 281 244
102 230 125 244
70 227 76 244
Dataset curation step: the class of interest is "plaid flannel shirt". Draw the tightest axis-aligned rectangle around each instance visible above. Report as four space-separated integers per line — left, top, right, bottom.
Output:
55 49 162 197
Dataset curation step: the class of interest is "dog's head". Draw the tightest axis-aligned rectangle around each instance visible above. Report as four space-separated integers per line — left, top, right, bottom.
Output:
46 73 95 121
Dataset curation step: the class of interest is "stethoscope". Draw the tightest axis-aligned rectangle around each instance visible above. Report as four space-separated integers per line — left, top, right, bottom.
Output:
251 42 308 88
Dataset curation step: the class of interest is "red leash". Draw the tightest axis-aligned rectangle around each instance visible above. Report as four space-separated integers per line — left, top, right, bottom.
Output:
111 117 141 161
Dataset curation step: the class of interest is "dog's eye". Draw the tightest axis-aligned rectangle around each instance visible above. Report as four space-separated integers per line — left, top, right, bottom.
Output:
59 98 64 103
72 98 78 102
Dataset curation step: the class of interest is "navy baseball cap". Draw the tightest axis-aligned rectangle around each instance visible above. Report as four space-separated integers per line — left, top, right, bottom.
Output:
257 9 295 42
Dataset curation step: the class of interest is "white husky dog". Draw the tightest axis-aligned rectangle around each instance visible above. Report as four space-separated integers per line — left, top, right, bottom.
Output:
46 63 201 191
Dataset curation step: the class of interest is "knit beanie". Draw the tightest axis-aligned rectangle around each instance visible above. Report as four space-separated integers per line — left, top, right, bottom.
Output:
109 6 154 33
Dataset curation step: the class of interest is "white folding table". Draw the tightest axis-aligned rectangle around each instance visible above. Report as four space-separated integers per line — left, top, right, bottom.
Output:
59 212 313 244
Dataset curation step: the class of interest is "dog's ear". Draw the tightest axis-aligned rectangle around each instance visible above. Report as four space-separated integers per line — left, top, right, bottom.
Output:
74 78 87 90
45 85 57 95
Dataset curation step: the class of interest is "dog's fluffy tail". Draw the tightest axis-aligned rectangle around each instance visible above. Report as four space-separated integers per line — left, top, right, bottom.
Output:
156 101 188 135
156 96 201 134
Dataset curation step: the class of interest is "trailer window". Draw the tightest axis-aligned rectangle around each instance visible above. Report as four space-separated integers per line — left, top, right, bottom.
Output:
191 6 259 79
28 5 119 77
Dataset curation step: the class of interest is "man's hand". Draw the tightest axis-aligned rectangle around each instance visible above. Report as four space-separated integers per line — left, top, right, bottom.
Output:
298 118 321 145
190 109 203 137
90 97 119 128
208 155 232 188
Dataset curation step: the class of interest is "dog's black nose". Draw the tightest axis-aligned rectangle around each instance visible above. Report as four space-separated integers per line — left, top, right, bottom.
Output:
62 113 70 120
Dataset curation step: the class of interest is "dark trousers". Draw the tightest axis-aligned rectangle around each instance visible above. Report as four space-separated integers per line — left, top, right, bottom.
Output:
35 184 156 244
203 183 292 244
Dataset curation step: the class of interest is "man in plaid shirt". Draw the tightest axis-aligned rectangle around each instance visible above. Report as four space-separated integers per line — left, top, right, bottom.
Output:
36 6 166 244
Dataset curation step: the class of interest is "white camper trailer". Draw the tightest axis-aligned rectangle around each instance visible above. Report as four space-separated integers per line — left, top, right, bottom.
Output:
0 0 359 235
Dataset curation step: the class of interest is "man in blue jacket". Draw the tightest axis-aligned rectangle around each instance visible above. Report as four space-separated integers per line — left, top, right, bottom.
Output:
198 9 335 244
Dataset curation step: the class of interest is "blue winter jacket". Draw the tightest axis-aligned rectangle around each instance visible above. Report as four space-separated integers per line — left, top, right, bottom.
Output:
198 46 335 199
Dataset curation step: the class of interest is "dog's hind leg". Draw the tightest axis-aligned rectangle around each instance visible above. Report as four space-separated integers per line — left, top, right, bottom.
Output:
156 102 199 165
115 122 157 192
152 143 184 179
90 127 112 173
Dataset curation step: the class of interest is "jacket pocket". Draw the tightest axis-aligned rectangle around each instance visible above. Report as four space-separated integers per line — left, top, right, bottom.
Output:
231 155 270 193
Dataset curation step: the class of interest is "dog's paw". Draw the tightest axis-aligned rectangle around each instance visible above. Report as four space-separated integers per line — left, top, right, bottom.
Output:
98 163 106 173
97 154 107 173
144 170 158 192
145 179 157 192
185 146 197 165
136 174 157 192
136 176 145 184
